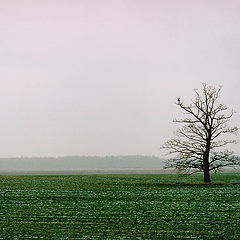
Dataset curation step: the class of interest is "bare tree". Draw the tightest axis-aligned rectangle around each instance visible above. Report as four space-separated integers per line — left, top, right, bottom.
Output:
162 83 239 183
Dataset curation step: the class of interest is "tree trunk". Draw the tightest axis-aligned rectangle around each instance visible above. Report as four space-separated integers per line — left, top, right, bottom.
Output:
204 166 211 183
203 139 211 183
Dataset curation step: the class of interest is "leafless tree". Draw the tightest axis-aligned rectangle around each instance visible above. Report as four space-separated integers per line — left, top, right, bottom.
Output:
162 83 239 183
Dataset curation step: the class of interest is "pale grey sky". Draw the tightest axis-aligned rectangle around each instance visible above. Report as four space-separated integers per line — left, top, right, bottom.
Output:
0 0 240 157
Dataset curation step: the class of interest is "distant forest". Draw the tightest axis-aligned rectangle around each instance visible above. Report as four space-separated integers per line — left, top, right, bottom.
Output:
0 155 164 171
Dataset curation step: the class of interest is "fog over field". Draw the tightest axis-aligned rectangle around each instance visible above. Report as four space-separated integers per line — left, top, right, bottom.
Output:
0 1 240 166
0 156 164 172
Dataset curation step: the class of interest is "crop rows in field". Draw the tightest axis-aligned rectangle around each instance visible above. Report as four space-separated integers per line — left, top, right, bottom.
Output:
0 174 239 239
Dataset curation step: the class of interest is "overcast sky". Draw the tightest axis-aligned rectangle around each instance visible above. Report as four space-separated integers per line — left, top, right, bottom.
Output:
0 0 240 157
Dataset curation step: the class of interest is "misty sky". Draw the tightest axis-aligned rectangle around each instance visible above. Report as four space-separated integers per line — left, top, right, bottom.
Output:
0 0 240 157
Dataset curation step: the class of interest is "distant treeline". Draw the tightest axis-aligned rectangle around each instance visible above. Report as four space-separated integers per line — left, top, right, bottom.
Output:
0 155 164 171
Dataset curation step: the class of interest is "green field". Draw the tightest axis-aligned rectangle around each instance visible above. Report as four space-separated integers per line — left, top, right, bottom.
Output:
0 174 239 239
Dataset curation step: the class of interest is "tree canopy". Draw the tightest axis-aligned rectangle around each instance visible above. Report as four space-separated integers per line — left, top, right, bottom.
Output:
162 83 239 183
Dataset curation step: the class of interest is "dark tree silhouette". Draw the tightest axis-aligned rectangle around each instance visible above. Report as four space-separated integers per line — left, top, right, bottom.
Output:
162 83 239 183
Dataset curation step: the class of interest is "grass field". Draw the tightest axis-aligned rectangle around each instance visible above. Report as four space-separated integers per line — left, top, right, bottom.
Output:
0 173 239 239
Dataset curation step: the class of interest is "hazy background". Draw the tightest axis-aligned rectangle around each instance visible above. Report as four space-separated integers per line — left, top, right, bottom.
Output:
0 0 240 158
